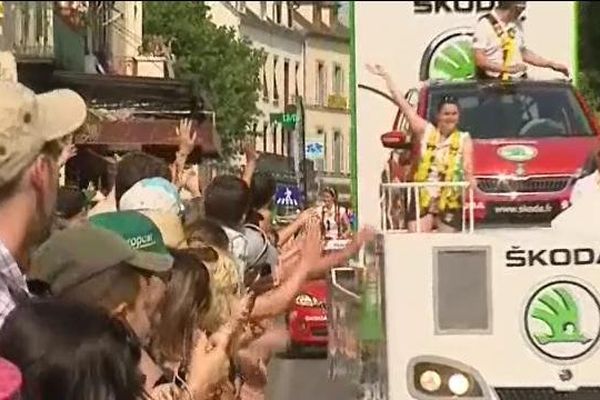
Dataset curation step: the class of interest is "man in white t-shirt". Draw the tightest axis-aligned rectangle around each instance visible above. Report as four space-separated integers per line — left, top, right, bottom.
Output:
472 1 569 80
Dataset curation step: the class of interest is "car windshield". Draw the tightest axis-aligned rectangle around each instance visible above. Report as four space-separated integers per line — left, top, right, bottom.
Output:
428 85 594 139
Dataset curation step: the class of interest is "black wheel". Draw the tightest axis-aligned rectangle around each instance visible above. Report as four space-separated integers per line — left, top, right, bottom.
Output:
286 341 303 358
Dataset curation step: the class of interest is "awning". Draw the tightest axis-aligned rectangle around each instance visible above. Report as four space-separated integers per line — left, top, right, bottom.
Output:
75 119 220 159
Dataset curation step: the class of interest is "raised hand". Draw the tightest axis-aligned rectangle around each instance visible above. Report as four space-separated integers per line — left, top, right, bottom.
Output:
58 143 77 167
176 118 197 155
243 138 259 164
366 63 387 77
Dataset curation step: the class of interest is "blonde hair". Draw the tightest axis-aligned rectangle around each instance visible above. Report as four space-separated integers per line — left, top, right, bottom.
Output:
196 247 241 333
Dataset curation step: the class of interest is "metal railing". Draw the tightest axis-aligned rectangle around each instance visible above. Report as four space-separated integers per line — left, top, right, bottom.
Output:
380 181 475 233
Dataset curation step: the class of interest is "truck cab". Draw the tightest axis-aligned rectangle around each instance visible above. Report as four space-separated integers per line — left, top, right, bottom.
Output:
381 79 600 224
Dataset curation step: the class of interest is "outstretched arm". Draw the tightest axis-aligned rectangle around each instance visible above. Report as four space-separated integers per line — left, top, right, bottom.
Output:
366 64 428 138
522 49 569 76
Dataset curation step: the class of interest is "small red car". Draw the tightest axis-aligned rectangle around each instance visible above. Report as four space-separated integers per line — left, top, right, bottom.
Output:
287 279 328 355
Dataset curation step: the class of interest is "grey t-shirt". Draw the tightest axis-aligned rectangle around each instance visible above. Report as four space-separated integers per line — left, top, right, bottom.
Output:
243 224 278 275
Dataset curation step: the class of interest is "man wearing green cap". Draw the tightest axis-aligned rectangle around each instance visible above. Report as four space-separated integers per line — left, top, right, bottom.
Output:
88 210 175 271
0 82 87 328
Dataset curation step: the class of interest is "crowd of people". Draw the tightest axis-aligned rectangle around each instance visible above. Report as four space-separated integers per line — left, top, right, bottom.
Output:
0 81 375 400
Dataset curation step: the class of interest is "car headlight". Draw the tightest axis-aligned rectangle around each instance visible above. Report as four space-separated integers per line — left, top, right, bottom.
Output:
295 294 319 307
413 361 483 398
448 373 470 396
419 370 442 392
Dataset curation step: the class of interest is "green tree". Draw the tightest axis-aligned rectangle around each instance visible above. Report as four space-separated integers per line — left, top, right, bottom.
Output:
143 2 264 158
578 2 600 113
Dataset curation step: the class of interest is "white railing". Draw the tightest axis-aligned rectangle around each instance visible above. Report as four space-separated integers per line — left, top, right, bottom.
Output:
2 1 54 59
380 182 475 233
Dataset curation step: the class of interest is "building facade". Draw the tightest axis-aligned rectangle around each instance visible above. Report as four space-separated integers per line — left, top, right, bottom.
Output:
208 1 351 202
1 1 217 192
208 1 304 158
294 2 351 203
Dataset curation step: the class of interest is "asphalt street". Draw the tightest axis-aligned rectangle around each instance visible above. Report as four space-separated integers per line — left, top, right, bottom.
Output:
266 352 358 400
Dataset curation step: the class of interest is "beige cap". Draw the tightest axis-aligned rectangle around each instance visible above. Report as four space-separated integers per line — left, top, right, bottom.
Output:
139 209 188 250
0 82 87 186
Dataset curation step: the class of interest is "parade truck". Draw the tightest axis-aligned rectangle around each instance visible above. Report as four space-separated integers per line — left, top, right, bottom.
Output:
325 2 600 399
331 221 600 400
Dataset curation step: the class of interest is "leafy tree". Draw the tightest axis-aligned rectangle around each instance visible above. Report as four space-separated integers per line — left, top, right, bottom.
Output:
143 2 264 158
578 2 600 112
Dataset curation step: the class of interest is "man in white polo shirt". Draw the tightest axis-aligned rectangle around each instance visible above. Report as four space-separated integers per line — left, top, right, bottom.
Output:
472 1 569 80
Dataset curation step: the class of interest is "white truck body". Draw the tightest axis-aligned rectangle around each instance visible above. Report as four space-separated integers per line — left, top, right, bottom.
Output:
381 228 600 399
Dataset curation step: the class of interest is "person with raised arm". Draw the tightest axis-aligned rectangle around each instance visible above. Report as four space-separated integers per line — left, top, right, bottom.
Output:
367 64 474 232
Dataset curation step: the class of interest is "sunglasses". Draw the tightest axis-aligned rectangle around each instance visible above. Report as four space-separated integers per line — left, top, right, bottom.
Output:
440 95 458 104
27 279 53 297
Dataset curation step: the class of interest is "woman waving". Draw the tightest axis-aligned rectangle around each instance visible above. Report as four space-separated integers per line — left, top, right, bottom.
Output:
367 64 475 232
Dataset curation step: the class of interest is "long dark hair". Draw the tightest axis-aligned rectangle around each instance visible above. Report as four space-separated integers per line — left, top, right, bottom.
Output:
0 299 143 400
151 249 211 365
246 172 277 227
321 187 341 238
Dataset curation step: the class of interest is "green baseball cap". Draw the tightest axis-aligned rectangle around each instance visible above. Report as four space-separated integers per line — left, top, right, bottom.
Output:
88 210 174 272
30 224 166 295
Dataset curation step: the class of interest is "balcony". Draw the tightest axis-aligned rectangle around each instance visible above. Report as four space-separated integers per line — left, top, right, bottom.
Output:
306 93 349 111
327 93 347 109
2 1 54 60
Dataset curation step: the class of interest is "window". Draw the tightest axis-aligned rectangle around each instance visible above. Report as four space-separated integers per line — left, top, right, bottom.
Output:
315 128 325 171
333 130 342 174
333 64 343 95
262 122 268 152
323 129 328 171
316 61 326 106
272 124 278 154
273 56 279 104
260 1 267 19
262 56 269 102
284 60 290 105
235 1 246 11
427 85 594 139
281 128 287 155
295 62 300 98
287 2 293 27
434 247 491 333
313 5 322 25
273 1 282 24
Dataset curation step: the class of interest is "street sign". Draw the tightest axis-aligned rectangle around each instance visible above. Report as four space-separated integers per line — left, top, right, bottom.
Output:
275 185 302 208
270 104 299 130
305 140 324 160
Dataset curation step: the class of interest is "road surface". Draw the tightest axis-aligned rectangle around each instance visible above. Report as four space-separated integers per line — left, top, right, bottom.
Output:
266 353 357 400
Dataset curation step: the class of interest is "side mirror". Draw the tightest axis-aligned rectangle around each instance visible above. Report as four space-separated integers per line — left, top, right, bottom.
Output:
380 131 411 149
331 267 362 300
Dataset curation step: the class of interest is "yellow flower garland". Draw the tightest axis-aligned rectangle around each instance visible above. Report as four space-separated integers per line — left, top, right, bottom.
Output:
414 128 464 214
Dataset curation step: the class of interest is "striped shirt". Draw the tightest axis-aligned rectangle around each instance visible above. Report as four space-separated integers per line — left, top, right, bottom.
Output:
0 240 29 328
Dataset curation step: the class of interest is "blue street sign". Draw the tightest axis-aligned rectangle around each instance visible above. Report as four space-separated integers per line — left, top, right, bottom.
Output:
275 185 302 208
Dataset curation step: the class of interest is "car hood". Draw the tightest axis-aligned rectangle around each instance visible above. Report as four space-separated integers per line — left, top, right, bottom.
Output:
300 279 327 300
473 137 596 176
